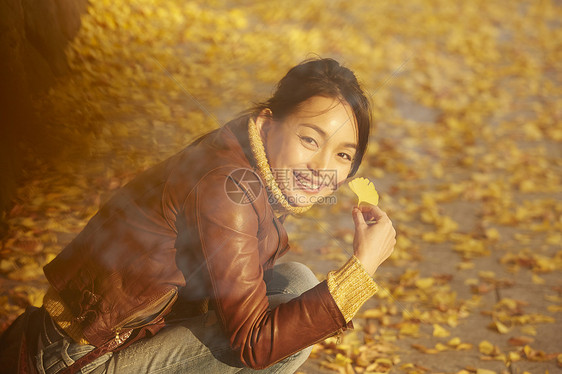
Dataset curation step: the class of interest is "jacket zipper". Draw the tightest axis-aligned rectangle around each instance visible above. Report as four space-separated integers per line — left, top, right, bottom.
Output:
113 288 178 343
270 215 289 265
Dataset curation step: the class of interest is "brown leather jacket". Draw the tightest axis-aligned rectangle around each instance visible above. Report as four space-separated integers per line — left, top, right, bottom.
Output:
43 116 349 369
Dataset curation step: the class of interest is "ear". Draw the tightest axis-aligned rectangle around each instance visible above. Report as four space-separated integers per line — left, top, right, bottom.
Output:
255 108 273 141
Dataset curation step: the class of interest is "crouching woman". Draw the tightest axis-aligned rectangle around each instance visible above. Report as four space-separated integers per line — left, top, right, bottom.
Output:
0 58 396 374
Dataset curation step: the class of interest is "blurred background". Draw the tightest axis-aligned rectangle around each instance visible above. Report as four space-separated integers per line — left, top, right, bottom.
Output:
1 0 560 373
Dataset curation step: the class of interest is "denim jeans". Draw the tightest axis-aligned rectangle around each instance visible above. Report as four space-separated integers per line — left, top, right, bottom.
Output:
35 262 319 374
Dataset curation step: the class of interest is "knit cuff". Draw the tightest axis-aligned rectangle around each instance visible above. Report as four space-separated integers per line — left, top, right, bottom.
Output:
326 256 378 323
43 286 89 345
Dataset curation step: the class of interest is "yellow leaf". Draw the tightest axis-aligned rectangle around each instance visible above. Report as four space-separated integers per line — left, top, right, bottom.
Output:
457 261 475 270
415 277 434 289
544 294 562 303
45 253 57 264
476 369 497 374
399 322 420 337
422 232 447 243
362 308 384 319
348 177 379 206
374 358 393 366
488 320 510 334
19 217 36 228
447 315 459 328
497 298 518 310
546 233 561 245
448 337 461 347
411 343 439 354
495 320 510 334
520 325 537 336
333 353 352 366
508 351 521 361
433 324 450 337
28 289 45 307
479 340 495 355
456 343 473 350
478 271 496 279
532 274 545 285
485 228 500 240
547 305 562 313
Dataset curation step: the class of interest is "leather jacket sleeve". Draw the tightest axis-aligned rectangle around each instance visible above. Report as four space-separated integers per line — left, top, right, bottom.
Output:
184 169 348 369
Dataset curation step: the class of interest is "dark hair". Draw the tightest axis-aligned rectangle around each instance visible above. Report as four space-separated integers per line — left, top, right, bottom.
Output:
252 58 372 178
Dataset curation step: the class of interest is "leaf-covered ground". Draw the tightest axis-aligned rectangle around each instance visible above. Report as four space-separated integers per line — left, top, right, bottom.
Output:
1 1 561 373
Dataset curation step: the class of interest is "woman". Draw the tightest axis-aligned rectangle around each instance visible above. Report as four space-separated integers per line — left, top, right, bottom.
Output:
0 58 396 373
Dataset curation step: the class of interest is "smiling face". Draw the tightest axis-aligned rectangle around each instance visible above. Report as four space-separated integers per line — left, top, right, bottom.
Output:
255 95 358 207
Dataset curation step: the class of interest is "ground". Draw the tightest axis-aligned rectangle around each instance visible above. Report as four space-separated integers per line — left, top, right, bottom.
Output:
1 1 561 373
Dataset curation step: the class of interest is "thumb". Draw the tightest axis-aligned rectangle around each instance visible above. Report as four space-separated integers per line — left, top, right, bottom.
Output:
352 207 366 229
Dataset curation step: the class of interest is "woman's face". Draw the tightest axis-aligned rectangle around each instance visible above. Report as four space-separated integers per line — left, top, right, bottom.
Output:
256 95 358 207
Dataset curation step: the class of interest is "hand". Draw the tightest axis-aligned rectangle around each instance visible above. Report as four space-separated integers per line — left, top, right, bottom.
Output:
352 205 396 276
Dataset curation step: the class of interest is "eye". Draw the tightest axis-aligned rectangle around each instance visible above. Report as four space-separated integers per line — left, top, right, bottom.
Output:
338 152 353 162
299 135 318 148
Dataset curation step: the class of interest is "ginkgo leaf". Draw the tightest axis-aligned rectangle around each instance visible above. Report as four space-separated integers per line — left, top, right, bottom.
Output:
433 323 450 337
348 177 379 206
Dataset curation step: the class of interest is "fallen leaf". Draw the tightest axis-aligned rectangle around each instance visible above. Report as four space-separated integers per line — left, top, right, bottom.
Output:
433 324 450 337
411 344 439 354
547 305 562 313
519 325 537 336
478 340 500 356
475 369 496 374
508 336 534 346
522 345 559 361
531 274 545 285
488 320 510 334
415 278 434 289
348 177 379 206
447 337 461 347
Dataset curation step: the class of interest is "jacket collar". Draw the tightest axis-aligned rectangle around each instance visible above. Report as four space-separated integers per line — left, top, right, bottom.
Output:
222 115 291 221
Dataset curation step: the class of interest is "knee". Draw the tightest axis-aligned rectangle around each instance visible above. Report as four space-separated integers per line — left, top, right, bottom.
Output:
275 262 319 295
283 344 313 369
238 345 313 373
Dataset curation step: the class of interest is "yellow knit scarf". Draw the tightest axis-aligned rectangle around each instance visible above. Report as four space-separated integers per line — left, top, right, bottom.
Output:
247 117 313 215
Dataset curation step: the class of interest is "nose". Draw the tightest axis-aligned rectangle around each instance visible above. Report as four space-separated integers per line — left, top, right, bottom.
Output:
307 149 331 176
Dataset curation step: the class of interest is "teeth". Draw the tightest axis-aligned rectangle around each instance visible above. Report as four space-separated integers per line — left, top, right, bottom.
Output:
295 173 320 190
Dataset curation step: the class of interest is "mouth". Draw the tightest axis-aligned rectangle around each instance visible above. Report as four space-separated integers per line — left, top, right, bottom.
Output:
293 171 322 193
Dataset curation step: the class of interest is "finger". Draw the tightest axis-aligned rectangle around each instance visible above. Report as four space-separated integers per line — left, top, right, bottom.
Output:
357 204 387 221
352 207 367 228
357 204 385 215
